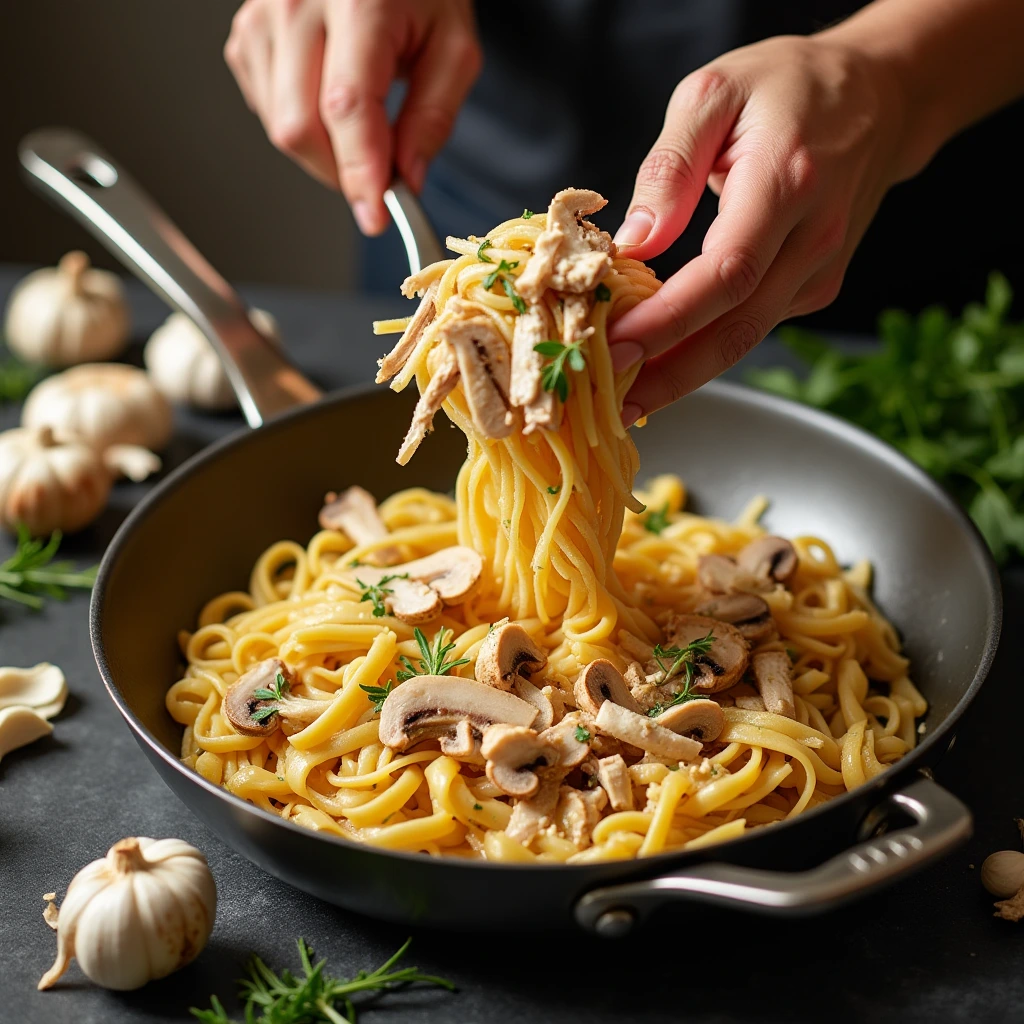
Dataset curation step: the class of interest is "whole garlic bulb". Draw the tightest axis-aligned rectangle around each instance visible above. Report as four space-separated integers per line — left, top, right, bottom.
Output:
4 251 130 367
144 308 280 410
38 837 216 991
0 426 111 535
23 363 173 452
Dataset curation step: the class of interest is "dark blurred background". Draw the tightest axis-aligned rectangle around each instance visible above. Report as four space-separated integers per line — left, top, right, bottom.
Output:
2 0 1021 326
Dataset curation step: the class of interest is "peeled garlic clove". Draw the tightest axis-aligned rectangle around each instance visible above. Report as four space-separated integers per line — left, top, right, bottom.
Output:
981 849 1024 899
0 663 67 719
102 444 161 483
23 363 173 453
39 837 217 991
0 705 53 761
3 251 130 368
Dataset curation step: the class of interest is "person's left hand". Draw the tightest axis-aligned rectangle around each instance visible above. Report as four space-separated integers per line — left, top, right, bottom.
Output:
607 32 931 426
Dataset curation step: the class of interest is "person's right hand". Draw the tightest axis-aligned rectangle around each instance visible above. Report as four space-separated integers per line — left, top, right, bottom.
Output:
224 0 482 235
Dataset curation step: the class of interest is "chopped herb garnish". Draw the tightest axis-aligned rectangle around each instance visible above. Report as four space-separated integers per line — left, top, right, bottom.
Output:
646 631 716 715
359 680 393 714
356 573 408 617
476 239 493 263
534 339 587 403
644 503 671 535
666 764 680 771
522 209 534 219
397 627 470 681
482 259 519 291
595 282 611 302
252 672 290 720
547 485 561 495
0 526 97 611
500 275 528 314
472 803 483 811
575 725 591 743
481 260 527 313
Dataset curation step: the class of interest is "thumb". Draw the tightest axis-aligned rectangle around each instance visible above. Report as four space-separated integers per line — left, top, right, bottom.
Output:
614 69 742 260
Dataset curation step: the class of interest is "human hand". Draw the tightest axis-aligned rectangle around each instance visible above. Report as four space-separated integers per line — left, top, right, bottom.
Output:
607 33 928 425
224 0 482 235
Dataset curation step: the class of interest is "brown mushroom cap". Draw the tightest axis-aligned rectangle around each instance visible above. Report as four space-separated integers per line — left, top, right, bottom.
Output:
481 724 560 797
319 486 398 566
594 700 702 762
694 593 774 641
223 658 295 738
475 623 547 691
752 650 796 718
384 578 443 624
737 535 798 583
697 554 770 595
652 698 725 742
573 659 642 716
663 614 750 694
514 678 554 731
378 675 538 760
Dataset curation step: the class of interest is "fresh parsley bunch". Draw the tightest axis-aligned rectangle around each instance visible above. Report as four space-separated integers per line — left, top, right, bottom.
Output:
748 273 1024 563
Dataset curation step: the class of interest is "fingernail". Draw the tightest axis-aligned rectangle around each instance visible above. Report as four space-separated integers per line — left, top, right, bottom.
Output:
610 341 644 373
613 210 654 248
621 402 643 428
408 156 427 193
352 200 375 235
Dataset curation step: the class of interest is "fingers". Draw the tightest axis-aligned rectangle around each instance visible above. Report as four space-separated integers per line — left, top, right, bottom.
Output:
608 149 813 371
224 1 272 115
320 1 397 235
612 69 743 259
393 25 482 192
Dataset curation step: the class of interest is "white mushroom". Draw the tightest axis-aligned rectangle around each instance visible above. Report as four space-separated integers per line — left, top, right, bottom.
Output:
379 676 537 761
662 614 750 694
737 535 798 584
481 724 560 798
513 678 554 731
594 700 702 762
318 486 399 566
597 754 633 811
475 622 546 692
0 663 67 719
697 554 771 595
222 659 330 737
376 280 439 383
695 593 775 641
752 651 796 718
652 698 725 743
573 659 643 716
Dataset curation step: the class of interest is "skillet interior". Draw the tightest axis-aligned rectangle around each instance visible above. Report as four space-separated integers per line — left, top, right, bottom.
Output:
92 381 1000 928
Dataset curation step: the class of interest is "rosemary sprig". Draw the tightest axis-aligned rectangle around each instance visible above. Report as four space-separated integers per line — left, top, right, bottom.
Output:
191 937 455 1024
0 526 97 611
646 631 715 716
534 339 587 403
397 627 470 681
355 574 408 618
251 672 290 723
359 680 393 714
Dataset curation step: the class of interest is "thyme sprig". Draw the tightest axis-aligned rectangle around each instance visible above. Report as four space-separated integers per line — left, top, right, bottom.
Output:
0 526 97 611
397 627 470 681
355 574 408 618
646 632 715 716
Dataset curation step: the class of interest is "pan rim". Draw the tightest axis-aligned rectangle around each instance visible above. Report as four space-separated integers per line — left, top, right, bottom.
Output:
90 378 1003 874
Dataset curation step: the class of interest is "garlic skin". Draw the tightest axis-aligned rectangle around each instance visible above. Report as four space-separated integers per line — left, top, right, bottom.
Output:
39 837 216 992
981 850 1024 899
0 663 67 719
0 426 112 535
23 363 173 453
144 308 280 410
4 252 130 367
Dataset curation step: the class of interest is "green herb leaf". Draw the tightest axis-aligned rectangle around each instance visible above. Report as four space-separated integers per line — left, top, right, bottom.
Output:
575 725 591 743
500 275 528 314
359 680 393 714
396 627 470 682
472 803 483 811
595 282 611 302
535 339 587 404
547 485 561 495
482 259 519 291
643 504 671 535
0 526 97 612
522 209 534 219
646 631 715 714
356 574 408 618
190 937 455 1024
253 672 289 703
476 238 494 263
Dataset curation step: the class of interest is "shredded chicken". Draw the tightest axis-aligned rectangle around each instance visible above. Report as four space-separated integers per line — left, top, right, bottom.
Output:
377 280 439 383
562 293 594 344
396 342 459 466
510 303 559 434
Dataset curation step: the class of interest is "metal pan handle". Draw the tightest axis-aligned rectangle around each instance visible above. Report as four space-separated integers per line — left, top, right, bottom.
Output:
575 775 971 936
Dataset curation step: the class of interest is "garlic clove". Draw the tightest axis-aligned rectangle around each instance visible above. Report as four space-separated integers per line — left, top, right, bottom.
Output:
102 444 161 483
0 663 67 719
0 705 53 761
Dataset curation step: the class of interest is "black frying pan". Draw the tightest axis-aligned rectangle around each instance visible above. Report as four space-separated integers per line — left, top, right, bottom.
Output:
20 129 1002 935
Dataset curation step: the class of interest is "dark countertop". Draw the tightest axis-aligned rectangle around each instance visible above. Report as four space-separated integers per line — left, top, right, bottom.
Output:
2 267 1023 1024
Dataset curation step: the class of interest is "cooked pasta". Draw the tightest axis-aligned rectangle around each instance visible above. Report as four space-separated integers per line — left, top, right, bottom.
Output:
166 190 926 863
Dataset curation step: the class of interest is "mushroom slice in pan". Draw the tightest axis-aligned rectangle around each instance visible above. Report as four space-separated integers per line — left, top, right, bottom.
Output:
697 554 771 595
318 486 399 566
752 651 796 719
396 342 460 466
663 614 750 694
694 593 775 641
573 659 642 716
475 622 546 692
737 535 798 584
594 701 702 762
513 678 554 732
441 310 515 439
379 675 538 762
223 658 330 738
597 753 633 812
481 724 560 798
377 279 439 383
652 698 725 743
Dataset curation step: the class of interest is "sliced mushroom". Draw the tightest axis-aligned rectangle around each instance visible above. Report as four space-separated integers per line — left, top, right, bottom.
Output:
514 678 554 731
737 535 798 583
697 554 771 595
652 698 725 743
481 724 560 798
573 659 642 716
597 753 633 811
752 651 796 718
663 614 750 694
223 659 329 737
543 715 592 768
441 308 515 439
379 675 538 762
475 622 546 691
694 593 774 641
396 341 460 466
377 279 439 383
594 701 702 762
319 486 398 566
379 578 443 624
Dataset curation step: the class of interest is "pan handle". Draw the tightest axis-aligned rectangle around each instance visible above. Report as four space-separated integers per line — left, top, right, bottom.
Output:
575 775 971 936
18 127 326 428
